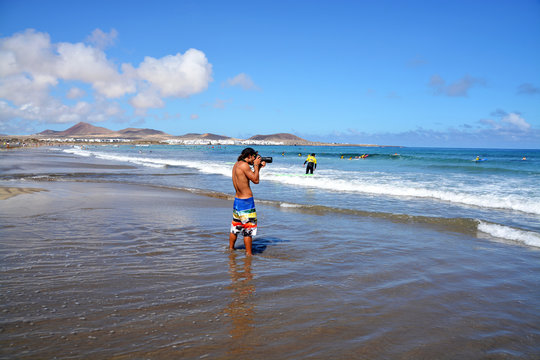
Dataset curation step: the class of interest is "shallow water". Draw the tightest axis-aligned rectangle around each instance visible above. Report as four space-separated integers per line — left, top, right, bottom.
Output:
1 149 540 359
59 144 540 245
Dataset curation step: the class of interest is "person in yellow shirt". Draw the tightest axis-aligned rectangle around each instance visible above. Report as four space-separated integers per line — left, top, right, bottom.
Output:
304 153 317 174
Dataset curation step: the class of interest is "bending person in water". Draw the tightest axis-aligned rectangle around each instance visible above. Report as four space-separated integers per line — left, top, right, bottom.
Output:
229 148 266 256
304 153 317 174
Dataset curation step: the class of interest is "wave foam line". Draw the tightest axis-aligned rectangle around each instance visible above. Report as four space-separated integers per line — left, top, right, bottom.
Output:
63 148 540 216
63 148 232 175
265 172 540 216
478 221 540 248
219 193 540 248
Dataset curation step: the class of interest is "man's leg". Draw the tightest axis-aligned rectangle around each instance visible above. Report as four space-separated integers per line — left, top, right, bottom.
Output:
229 232 237 251
243 236 253 256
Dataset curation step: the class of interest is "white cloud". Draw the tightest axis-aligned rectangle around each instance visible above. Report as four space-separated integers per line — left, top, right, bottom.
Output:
0 29 213 126
86 28 118 50
190 114 199 120
129 90 165 110
0 73 55 106
66 87 86 99
482 110 532 132
55 41 136 98
225 73 259 90
0 29 56 78
137 49 213 98
501 113 530 131
429 74 486 97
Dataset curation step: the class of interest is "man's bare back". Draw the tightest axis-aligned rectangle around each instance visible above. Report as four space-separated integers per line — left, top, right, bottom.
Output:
232 155 264 198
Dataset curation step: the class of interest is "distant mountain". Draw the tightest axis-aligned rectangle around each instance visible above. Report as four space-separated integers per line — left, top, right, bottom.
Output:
200 133 233 140
63 122 115 136
33 122 316 144
38 122 115 137
36 122 171 138
37 129 62 136
118 128 168 137
249 133 308 143
174 132 310 143
176 133 235 141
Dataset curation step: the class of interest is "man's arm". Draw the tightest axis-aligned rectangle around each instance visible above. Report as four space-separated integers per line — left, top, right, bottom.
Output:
242 157 264 184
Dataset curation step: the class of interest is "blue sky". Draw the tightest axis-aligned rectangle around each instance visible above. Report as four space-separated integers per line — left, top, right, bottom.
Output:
1 0 539 148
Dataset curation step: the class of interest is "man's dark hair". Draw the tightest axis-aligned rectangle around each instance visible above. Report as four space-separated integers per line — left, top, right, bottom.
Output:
238 147 258 161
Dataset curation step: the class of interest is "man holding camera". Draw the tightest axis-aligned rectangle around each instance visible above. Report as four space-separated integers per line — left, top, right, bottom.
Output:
229 147 267 256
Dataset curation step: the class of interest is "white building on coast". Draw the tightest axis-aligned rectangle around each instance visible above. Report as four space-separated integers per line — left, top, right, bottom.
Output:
163 139 284 146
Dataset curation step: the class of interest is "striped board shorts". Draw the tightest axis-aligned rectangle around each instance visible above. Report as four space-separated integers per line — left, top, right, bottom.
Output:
230 197 257 237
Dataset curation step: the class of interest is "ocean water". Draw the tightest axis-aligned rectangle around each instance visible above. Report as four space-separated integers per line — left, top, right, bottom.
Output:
1 146 540 358
61 144 540 248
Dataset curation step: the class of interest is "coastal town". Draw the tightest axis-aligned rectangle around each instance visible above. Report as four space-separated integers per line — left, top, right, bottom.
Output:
1 136 291 148
1 121 380 148
1 122 307 148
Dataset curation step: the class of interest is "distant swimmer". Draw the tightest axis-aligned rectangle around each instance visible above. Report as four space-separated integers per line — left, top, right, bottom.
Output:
282 152 285 156
304 153 317 174
522 157 527 160
340 155 344 159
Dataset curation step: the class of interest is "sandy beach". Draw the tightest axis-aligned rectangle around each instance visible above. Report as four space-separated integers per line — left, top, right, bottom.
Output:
0 186 47 200
1 147 539 359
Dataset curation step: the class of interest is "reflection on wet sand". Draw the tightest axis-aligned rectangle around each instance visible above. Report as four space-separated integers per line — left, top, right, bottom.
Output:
224 253 255 358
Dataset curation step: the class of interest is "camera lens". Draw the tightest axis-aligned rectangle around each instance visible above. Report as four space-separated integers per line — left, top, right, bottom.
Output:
260 156 273 163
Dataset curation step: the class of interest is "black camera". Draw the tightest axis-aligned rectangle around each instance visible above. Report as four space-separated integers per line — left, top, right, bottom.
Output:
260 156 273 163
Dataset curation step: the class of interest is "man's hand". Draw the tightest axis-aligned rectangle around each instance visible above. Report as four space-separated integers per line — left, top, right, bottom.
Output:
254 155 265 168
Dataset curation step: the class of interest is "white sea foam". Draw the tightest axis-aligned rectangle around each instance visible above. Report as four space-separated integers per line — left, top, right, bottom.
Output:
280 202 303 208
64 148 92 157
478 221 540 248
63 147 232 175
264 170 540 215
63 147 540 216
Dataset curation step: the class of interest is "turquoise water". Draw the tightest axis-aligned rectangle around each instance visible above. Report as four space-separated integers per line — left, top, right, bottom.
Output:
61 145 540 248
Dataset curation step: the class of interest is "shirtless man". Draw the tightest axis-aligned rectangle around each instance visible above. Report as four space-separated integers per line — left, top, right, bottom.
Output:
229 147 266 256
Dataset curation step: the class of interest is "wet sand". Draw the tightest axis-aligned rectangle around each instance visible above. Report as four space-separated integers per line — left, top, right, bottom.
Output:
0 186 46 200
1 149 539 359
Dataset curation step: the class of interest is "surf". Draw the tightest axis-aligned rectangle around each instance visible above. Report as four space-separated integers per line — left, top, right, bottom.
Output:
184 186 540 249
62 147 540 216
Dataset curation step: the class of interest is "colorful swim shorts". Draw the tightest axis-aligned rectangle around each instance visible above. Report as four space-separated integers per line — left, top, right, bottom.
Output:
230 197 257 237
